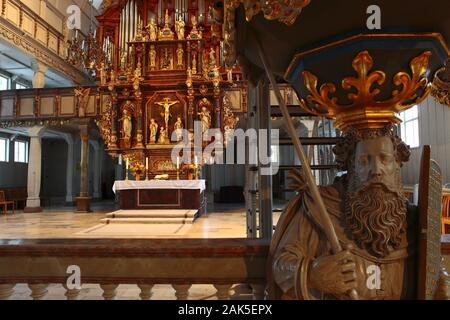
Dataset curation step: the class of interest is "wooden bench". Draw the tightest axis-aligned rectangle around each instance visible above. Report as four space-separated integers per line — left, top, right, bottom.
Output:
0 191 14 215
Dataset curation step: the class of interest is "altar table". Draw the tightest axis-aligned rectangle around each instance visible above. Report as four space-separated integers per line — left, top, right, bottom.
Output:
113 180 206 214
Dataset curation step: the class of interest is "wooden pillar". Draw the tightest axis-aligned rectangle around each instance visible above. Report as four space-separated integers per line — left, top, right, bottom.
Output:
257 77 273 240
76 124 91 213
213 88 221 128
110 90 119 150
135 96 144 149
187 94 194 131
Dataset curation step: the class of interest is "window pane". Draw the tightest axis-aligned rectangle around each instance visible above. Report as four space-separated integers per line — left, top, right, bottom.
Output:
14 141 28 163
0 138 6 162
0 76 8 91
412 120 419 148
271 145 279 163
16 83 27 90
399 106 419 148
404 105 418 121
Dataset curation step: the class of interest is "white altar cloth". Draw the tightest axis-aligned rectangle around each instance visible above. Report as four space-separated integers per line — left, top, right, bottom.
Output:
112 180 206 194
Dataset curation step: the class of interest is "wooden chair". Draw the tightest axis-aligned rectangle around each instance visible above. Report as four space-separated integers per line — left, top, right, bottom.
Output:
441 194 450 234
0 190 14 215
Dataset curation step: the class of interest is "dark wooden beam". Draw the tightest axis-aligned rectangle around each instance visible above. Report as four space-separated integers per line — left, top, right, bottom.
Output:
270 105 313 117
278 165 338 171
277 137 341 145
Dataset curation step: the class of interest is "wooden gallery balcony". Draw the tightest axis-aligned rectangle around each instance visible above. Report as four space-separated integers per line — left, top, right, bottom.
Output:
0 87 101 126
0 238 269 300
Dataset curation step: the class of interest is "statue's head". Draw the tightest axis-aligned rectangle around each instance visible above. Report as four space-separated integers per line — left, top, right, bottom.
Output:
333 125 411 257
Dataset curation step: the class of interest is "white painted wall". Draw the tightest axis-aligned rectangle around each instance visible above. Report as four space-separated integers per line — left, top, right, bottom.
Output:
402 96 450 186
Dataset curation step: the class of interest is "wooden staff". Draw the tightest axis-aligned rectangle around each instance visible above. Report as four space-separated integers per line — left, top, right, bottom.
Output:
254 32 359 300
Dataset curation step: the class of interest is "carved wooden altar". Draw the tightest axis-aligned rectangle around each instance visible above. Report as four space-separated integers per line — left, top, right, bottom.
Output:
95 1 243 180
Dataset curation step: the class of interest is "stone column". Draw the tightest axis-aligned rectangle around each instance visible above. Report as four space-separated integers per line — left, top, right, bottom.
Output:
76 124 91 212
31 60 48 89
63 134 74 204
24 126 45 213
257 77 273 240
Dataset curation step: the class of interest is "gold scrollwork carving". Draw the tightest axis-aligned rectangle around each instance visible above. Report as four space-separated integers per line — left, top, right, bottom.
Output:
431 59 450 106
298 50 432 131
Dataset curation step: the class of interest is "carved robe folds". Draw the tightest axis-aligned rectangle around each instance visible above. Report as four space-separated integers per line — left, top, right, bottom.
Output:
270 176 450 300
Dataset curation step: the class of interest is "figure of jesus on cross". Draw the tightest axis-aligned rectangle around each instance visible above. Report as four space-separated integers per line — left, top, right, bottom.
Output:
154 97 179 138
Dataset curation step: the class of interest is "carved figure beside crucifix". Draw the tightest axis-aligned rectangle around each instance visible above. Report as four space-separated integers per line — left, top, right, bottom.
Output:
119 109 132 140
198 98 212 134
149 118 158 144
173 116 184 142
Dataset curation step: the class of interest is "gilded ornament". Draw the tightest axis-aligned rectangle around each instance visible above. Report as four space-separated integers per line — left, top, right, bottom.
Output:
431 58 450 106
298 50 432 131
158 10 175 41
74 87 91 118
223 94 240 147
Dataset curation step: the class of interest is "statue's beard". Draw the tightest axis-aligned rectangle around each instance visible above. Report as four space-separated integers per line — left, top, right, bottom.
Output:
346 181 407 258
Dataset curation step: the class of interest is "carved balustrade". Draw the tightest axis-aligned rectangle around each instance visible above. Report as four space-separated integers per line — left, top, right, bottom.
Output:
0 86 102 127
0 0 90 84
0 238 269 300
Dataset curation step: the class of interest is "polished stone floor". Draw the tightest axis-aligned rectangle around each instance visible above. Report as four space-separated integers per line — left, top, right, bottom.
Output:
0 201 283 239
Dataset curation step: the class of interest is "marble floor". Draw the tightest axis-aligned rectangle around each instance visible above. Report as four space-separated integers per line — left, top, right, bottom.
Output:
0 202 282 239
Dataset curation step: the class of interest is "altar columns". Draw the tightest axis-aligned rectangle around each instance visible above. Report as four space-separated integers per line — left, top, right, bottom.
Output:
257 77 273 240
109 90 119 150
24 126 45 213
76 124 91 213
135 96 144 149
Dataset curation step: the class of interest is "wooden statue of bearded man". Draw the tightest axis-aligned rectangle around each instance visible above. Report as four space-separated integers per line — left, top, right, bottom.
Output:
269 125 450 300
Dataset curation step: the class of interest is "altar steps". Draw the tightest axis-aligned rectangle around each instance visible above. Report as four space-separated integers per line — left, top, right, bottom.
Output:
101 209 198 225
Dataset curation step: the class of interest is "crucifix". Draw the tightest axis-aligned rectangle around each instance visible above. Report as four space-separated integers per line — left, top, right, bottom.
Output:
154 97 179 137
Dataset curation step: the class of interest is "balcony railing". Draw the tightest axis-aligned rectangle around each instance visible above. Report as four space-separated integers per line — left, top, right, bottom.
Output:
0 86 102 127
0 238 269 300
